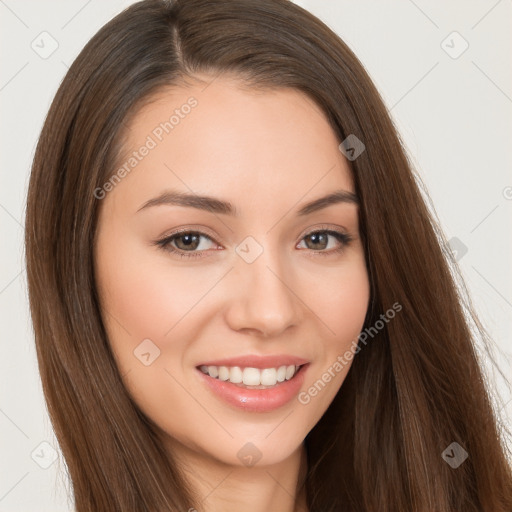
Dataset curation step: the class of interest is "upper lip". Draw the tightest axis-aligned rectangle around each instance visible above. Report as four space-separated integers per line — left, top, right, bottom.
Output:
196 354 309 369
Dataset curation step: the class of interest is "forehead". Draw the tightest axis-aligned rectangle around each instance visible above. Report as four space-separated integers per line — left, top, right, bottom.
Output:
109 75 355 215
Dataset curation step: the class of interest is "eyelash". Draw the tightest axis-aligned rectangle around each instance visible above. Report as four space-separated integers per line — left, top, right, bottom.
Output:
153 225 353 260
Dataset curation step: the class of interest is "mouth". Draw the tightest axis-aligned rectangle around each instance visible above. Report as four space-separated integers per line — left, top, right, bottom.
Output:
197 363 304 389
194 360 310 412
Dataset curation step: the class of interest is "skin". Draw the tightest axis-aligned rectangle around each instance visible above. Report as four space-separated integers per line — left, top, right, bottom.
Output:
94 73 370 512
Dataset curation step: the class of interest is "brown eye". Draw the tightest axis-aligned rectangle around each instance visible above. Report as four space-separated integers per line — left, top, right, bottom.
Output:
298 229 352 255
155 231 218 259
304 232 330 250
172 233 202 251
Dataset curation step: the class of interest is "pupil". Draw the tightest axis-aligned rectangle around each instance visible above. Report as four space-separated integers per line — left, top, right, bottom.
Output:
309 233 327 249
179 234 198 249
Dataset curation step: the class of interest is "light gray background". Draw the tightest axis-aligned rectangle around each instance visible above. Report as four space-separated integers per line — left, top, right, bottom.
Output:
1 1 511 510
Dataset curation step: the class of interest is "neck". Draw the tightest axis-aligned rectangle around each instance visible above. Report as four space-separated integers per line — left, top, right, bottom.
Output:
165 438 309 512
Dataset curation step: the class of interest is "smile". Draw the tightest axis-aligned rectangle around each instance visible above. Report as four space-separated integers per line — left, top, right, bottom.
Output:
195 362 309 412
198 364 301 388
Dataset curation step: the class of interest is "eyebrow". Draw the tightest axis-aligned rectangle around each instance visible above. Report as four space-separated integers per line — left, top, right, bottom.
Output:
137 189 359 216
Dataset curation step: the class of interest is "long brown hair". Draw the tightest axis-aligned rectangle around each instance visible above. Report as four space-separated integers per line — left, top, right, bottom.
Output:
24 0 512 510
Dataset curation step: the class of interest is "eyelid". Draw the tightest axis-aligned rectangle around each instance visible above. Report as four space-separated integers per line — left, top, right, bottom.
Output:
299 223 349 238
157 225 221 243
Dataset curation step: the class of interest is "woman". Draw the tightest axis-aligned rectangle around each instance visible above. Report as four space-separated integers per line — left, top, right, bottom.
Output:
24 0 512 510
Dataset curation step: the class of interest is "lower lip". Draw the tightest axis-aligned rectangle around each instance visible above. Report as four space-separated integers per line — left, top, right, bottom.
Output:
196 364 309 413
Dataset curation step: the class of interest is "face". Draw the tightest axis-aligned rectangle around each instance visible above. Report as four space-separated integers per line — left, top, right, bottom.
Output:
94 74 370 468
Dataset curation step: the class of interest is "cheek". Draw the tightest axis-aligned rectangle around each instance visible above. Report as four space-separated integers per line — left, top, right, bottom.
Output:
296 257 369 409
94 224 221 416
307 256 370 351
95 231 210 347
94 232 213 435
332 266 370 346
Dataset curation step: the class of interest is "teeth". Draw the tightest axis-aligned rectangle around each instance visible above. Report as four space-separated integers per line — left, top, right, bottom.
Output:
229 366 243 384
199 364 300 386
207 365 218 378
285 365 296 380
218 366 230 381
243 367 261 386
261 368 277 386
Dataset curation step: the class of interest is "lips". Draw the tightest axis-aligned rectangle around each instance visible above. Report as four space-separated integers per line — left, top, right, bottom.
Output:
195 354 310 412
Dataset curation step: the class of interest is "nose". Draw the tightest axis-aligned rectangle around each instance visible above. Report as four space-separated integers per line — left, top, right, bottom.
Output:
224 247 302 338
